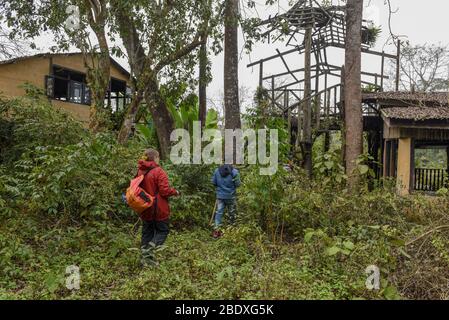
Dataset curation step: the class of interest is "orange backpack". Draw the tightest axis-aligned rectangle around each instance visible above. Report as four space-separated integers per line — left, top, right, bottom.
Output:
125 169 156 216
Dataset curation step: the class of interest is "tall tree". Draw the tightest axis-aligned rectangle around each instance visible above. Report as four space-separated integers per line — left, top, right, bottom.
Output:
112 0 221 159
344 0 363 190
0 27 30 59
224 0 241 131
198 34 208 128
80 0 112 132
392 43 449 92
302 26 313 178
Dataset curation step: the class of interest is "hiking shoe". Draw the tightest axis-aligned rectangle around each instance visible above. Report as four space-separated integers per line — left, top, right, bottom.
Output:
141 244 157 266
212 230 223 239
141 257 159 268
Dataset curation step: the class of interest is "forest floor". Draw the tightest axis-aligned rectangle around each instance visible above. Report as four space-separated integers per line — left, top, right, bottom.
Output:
2 205 448 300
2 213 362 300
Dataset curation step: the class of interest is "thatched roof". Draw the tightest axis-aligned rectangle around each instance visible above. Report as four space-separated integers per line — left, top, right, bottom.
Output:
363 91 449 107
381 106 449 121
366 91 449 122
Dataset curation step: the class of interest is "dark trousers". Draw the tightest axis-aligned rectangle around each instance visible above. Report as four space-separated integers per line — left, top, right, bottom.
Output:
141 220 170 248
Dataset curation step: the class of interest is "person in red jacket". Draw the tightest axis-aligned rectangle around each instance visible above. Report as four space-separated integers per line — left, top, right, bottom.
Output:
137 148 179 266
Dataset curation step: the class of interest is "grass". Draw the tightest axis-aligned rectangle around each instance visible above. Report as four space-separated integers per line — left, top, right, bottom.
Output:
0 212 376 300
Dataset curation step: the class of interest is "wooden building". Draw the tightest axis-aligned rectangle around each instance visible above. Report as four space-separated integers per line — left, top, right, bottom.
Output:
364 92 449 195
0 52 131 124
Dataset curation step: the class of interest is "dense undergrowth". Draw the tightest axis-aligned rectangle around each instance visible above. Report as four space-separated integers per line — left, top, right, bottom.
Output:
1 95 448 300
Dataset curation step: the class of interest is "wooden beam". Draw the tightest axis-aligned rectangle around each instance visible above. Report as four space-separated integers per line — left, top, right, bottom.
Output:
277 48 299 82
262 63 340 81
248 42 396 69
315 93 321 129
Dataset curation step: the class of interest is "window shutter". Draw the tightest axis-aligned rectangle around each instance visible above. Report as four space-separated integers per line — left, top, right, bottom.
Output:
45 76 54 98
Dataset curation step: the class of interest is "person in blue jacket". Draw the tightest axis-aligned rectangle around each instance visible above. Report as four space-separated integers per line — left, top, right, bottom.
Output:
211 164 241 238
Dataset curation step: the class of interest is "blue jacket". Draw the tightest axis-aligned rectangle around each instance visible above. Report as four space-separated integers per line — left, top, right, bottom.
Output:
212 165 241 199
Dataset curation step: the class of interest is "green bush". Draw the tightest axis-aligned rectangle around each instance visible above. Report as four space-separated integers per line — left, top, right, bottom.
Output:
165 163 216 227
1 95 448 300
10 134 141 219
0 93 86 164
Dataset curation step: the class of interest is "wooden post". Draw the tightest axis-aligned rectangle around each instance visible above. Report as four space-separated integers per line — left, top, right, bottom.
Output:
380 128 385 179
340 65 346 169
367 131 375 190
296 95 302 152
326 79 331 117
397 138 412 195
395 40 401 91
380 51 385 91
383 140 389 177
259 62 264 88
302 26 313 178
446 146 449 186
389 140 396 177
334 86 337 114
374 130 381 179
340 66 345 112
285 90 292 146
410 138 415 192
315 62 320 130
271 76 275 108
324 72 328 119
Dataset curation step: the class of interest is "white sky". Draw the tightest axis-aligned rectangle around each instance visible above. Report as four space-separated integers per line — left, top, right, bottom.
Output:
207 0 449 111
12 0 449 113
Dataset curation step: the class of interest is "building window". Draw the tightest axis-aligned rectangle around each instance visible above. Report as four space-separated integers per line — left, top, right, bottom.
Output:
45 65 91 105
105 78 131 113
45 66 130 108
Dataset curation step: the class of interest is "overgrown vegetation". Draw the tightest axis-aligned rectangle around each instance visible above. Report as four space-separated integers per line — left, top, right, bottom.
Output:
1 96 448 300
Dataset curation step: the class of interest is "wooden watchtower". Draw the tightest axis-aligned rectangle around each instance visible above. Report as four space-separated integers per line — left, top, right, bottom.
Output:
248 0 449 194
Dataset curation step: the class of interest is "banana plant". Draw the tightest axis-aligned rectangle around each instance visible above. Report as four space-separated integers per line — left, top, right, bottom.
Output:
164 83 218 133
204 108 218 129
135 122 158 147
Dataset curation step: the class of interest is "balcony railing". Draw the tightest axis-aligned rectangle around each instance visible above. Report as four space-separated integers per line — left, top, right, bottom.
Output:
414 168 448 192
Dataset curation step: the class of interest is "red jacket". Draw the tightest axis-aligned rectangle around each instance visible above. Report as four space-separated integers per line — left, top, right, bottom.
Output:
137 160 177 221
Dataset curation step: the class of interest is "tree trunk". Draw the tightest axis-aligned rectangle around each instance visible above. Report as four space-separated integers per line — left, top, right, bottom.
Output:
112 0 206 154
199 35 208 128
114 8 147 144
302 26 313 177
344 0 364 190
117 93 143 143
224 0 241 131
87 48 111 133
82 0 111 133
145 77 175 160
